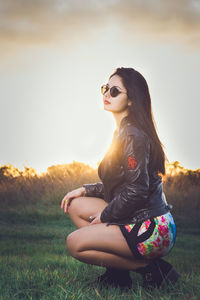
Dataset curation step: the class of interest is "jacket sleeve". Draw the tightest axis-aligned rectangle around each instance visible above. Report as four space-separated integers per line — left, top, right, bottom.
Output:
100 132 150 223
83 182 104 199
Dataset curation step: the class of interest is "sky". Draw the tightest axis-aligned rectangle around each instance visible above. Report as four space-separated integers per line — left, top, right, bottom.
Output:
0 0 200 174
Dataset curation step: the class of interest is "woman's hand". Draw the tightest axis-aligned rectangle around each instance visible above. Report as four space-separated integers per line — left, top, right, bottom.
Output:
61 187 86 214
89 212 102 225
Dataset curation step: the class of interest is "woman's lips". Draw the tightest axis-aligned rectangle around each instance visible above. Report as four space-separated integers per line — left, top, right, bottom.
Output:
104 100 111 105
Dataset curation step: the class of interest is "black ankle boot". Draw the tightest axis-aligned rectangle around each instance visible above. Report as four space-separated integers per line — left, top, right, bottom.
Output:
96 267 132 289
136 258 180 289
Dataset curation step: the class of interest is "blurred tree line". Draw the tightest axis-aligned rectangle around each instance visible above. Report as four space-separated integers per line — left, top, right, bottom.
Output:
0 161 199 219
0 161 99 207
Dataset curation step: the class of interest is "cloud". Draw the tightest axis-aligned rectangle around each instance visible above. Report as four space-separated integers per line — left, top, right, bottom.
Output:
0 0 108 54
112 0 200 45
0 0 200 54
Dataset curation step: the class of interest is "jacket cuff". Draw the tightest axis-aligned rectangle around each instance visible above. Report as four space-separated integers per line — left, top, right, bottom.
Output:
100 214 106 223
83 184 93 197
83 182 104 198
100 208 110 223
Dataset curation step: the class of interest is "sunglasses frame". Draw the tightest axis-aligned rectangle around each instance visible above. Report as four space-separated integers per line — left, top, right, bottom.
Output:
101 84 127 98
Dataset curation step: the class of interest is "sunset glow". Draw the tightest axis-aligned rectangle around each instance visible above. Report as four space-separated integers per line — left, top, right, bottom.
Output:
0 0 199 172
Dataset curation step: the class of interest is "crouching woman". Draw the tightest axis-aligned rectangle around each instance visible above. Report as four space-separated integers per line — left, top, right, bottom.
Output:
61 67 179 290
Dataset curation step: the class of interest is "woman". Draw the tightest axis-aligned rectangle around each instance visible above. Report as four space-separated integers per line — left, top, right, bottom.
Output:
61 67 179 290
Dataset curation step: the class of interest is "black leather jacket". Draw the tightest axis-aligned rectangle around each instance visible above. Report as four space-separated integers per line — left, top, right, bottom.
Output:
83 115 172 226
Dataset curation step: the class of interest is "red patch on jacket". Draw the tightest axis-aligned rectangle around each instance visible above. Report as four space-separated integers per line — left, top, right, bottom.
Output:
128 156 137 170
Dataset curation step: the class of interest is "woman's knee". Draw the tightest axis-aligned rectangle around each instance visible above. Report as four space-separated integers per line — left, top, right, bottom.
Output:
66 231 80 258
67 197 85 216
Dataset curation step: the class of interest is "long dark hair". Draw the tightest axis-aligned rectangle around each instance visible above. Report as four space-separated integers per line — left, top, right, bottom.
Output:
109 67 167 175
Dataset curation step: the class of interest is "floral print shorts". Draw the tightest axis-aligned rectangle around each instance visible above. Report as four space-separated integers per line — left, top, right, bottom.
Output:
119 212 176 259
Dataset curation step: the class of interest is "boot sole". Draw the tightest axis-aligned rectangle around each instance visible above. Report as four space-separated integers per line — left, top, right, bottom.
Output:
159 267 180 289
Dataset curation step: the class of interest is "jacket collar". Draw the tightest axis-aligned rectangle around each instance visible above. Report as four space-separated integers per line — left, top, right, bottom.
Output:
115 115 135 136
119 115 131 129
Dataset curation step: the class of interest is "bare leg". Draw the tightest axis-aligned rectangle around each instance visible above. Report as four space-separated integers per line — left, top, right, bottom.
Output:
66 222 151 270
67 196 108 228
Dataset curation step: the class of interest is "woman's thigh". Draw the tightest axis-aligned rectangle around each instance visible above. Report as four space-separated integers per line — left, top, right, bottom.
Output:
68 196 108 223
66 223 136 260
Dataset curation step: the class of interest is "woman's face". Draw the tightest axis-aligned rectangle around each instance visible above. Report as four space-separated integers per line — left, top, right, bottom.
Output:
103 74 131 113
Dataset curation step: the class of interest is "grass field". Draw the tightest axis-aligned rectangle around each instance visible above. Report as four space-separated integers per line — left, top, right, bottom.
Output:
0 203 200 300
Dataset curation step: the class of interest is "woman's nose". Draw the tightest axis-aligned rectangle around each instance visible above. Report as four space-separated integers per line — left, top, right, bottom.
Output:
104 89 110 98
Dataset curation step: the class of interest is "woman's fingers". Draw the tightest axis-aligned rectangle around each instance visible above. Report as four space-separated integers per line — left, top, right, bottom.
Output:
61 187 85 212
61 195 69 209
89 213 102 225
66 201 71 214
64 197 72 213
61 197 65 208
61 191 74 209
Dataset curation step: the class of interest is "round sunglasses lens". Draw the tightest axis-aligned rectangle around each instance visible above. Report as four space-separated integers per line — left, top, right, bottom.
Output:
110 87 120 97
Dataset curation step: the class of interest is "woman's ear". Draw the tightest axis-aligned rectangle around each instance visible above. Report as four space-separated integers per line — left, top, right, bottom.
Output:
128 99 132 106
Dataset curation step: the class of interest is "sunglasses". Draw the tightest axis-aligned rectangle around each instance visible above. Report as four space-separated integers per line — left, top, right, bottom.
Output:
101 84 127 97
